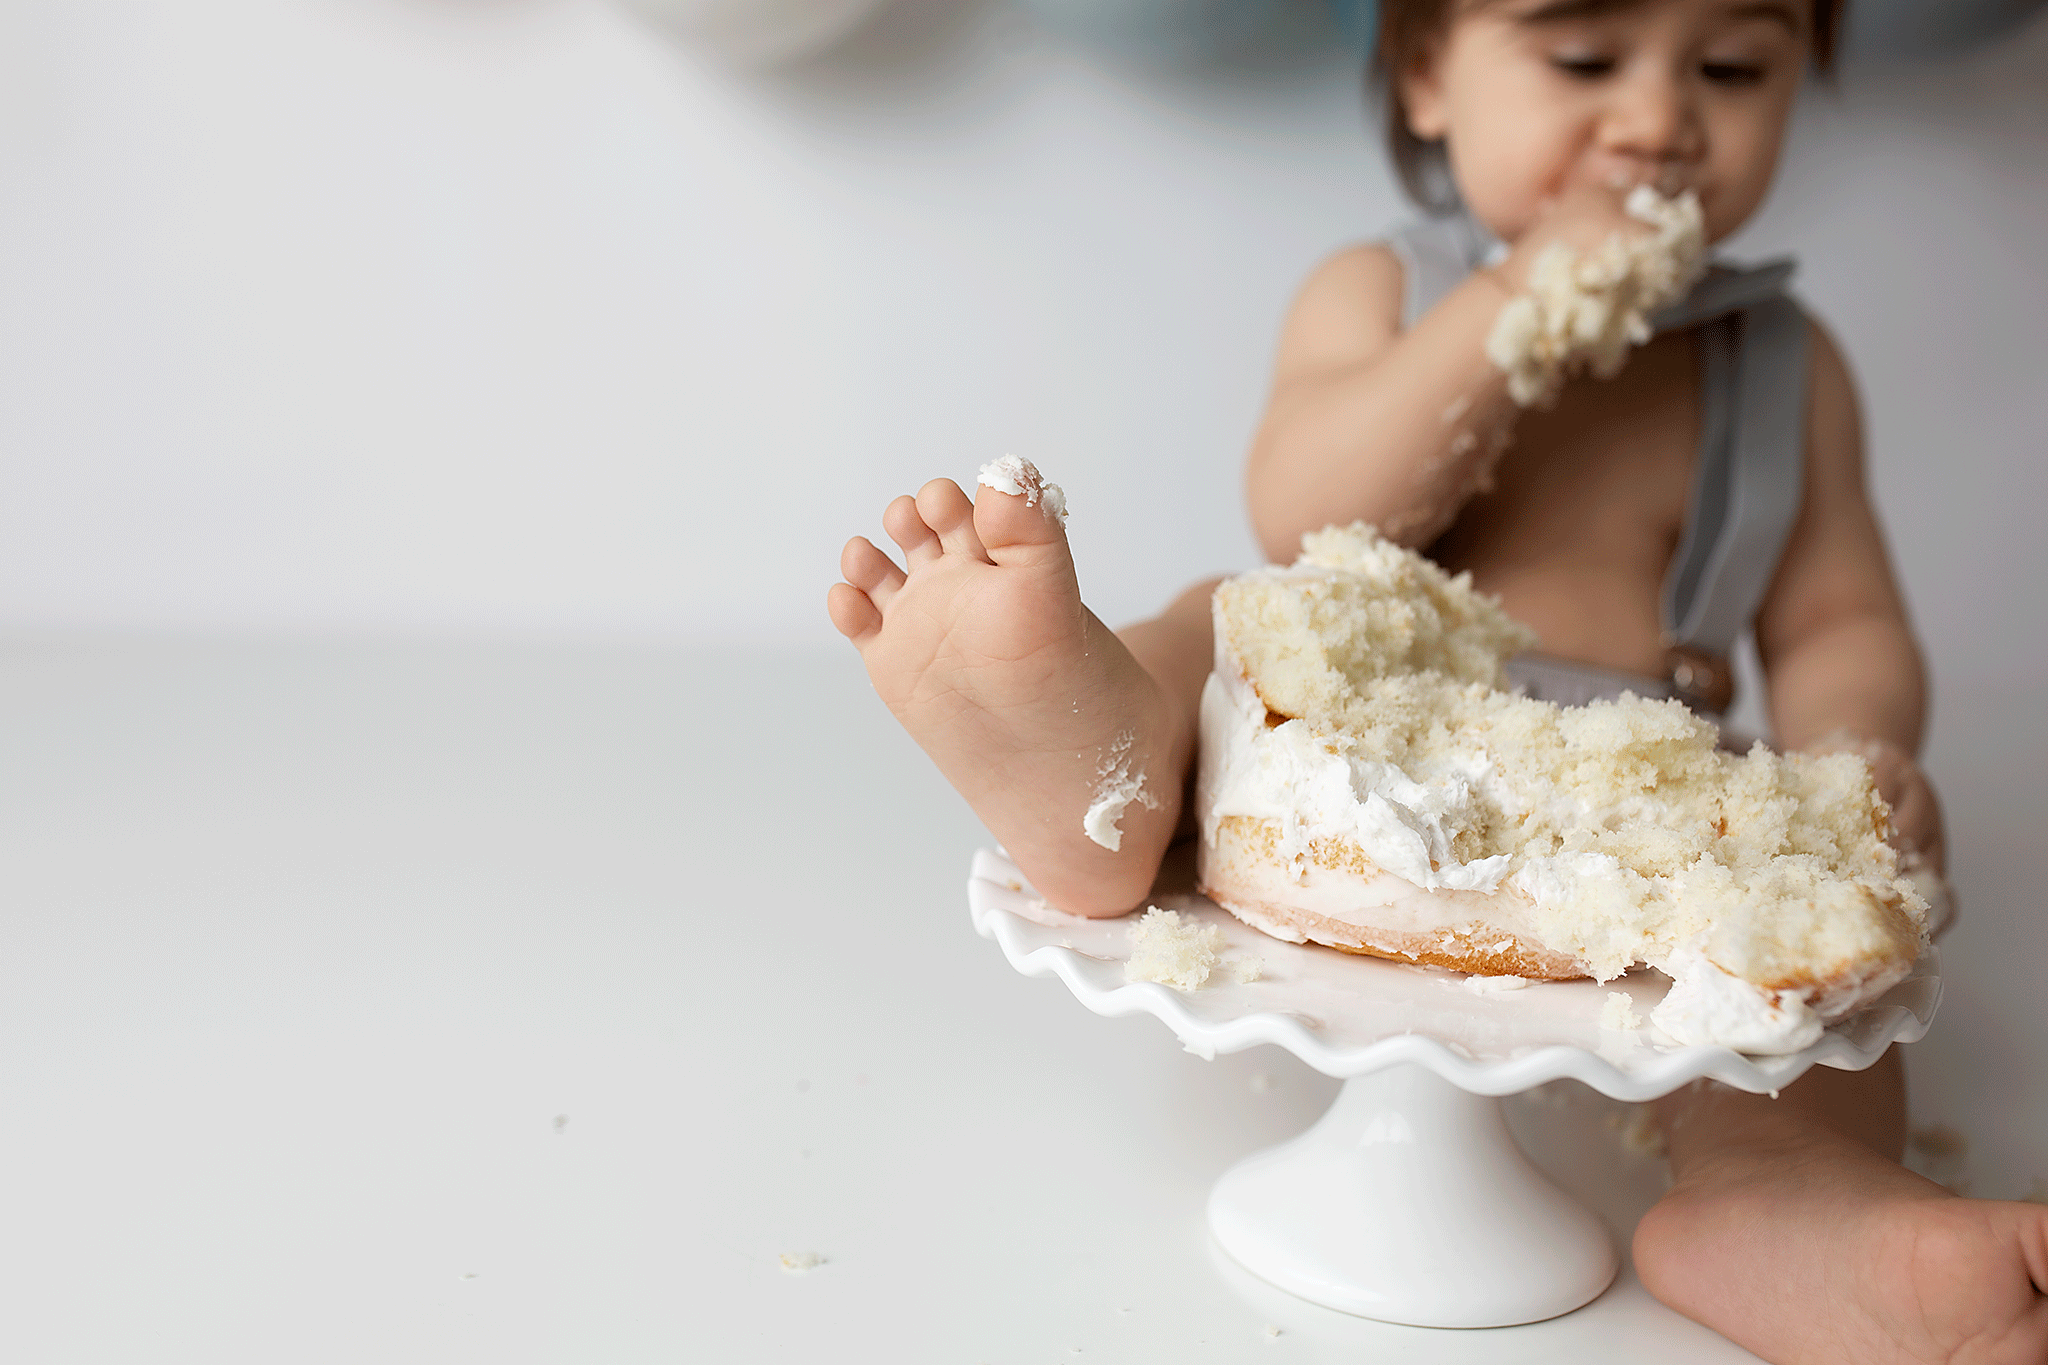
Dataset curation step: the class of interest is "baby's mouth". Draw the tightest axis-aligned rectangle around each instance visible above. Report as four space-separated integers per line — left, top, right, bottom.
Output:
1604 166 1697 197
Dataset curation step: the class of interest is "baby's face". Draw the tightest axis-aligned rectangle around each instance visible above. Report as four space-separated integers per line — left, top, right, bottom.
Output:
1402 0 1810 242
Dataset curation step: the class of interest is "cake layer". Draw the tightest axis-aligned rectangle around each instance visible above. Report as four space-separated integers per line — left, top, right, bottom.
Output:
1197 814 1587 980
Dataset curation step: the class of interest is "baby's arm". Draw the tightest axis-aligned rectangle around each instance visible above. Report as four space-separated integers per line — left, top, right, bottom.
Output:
1247 188 1670 563
1245 243 1517 561
1756 321 1944 868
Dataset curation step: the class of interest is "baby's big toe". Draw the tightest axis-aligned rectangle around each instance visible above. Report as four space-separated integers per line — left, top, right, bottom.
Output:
973 456 1071 558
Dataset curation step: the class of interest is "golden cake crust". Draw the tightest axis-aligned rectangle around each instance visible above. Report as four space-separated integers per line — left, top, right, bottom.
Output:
1198 814 1589 980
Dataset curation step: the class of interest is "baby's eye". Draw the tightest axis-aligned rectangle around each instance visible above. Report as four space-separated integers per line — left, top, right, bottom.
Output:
1550 52 1616 79
1701 60 1767 86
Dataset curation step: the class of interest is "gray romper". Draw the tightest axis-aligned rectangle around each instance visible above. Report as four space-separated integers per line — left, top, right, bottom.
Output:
1385 213 1811 718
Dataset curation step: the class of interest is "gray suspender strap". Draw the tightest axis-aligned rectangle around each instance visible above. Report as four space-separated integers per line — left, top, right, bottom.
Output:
1385 215 1793 335
1650 259 1796 332
1502 654 1678 708
1386 214 1500 330
1660 294 1810 657
1383 211 1809 685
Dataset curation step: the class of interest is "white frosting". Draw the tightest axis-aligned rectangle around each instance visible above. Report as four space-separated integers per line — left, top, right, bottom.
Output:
1486 187 1707 407
1650 947 1823 1055
975 455 1069 526
1464 974 1531 995
1083 730 1159 851
1200 665 1513 894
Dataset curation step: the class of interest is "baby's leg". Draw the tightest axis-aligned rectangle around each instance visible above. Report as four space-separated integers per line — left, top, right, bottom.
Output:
1635 1055 2048 1363
828 471 1217 916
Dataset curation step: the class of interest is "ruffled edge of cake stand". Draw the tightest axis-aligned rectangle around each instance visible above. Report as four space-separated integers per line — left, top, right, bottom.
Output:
968 848 1940 1103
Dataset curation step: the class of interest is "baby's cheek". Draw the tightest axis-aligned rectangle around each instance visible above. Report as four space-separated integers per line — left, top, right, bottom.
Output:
1700 109 1789 238
1455 116 1570 239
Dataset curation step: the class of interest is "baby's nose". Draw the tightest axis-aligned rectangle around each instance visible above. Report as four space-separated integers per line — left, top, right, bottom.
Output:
1599 68 1703 166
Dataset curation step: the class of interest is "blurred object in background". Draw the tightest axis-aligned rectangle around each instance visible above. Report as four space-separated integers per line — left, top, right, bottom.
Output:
1329 0 1377 58
1011 0 1338 64
1846 0 2048 56
619 0 896 67
619 0 2048 71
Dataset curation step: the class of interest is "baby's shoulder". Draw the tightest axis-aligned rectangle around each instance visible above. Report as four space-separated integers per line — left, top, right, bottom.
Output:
1280 242 1406 358
1295 241 1405 310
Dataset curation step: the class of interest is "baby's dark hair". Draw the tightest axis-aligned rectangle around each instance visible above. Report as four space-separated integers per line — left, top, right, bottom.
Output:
1375 0 1847 211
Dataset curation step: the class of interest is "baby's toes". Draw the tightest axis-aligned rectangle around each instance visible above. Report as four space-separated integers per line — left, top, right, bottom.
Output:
883 493 943 571
914 479 990 564
826 582 882 644
828 536 906 644
972 457 1069 562
841 536 905 608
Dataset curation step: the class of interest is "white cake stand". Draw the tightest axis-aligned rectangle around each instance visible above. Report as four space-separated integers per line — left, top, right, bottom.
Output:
967 847 1942 1330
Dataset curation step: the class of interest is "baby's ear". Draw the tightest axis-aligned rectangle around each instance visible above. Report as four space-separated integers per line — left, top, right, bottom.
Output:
1398 38 1451 140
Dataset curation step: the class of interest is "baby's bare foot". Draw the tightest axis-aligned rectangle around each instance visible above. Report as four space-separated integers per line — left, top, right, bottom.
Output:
827 462 1187 916
1635 1121 2048 1364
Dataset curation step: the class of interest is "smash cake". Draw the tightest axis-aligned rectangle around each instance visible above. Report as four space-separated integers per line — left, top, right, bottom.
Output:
1193 525 1931 1055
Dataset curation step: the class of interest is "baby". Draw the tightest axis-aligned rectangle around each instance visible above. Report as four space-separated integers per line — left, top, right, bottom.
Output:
827 0 2048 1359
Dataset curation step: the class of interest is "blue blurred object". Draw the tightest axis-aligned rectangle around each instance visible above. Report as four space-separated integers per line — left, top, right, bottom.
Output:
1014 0 1346 64
1330 0 1378 60
1843 0 2047 56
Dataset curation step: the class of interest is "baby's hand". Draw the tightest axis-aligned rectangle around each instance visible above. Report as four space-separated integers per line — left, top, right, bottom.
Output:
1492 185 1654 293
1807 732 1948 877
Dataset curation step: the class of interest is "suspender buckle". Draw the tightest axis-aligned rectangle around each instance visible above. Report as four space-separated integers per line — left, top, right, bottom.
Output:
1665 645 1735 714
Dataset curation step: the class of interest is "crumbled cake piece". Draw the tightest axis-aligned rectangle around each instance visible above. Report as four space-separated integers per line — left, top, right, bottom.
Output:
1124 907 1242 991
1197 524 1929 1052
1486 186 1707 407
1602 991 1643 1031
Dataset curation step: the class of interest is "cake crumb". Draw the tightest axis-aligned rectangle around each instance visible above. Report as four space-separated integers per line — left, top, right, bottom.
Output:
1602 991 1643 1031
778 1251 827 1274
1249 1071 1273 1093
1263 1323 1283 1338
1125 907 1230 991
1465 973 1531 995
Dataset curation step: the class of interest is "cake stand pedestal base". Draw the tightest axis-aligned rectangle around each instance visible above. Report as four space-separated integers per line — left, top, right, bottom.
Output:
1208 1062 1618 1328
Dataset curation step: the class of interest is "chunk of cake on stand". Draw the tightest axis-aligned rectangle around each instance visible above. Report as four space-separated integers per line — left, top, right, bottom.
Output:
968 529 1945 1329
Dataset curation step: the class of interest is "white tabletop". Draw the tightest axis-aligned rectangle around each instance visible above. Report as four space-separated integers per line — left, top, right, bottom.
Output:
0 637 1779 1361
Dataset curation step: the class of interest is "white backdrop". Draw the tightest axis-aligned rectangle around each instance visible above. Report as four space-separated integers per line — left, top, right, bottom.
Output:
3 0 2041 658
1 1 2046 1190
